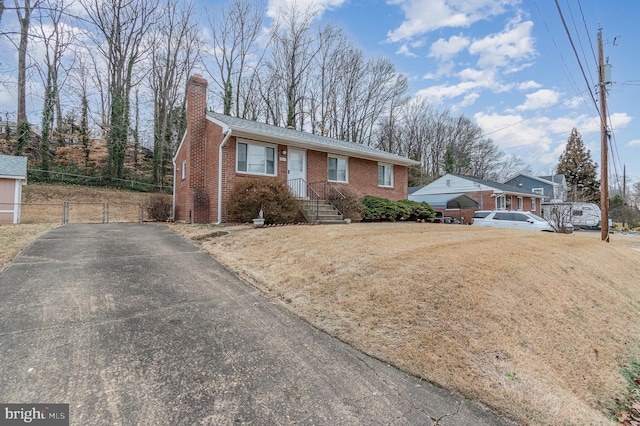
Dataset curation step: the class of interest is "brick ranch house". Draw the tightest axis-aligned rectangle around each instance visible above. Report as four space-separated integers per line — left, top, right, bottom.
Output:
173 74 419 224
410 174 544 225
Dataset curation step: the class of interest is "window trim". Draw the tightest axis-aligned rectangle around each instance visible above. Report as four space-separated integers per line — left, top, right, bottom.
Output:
236 139 277 176
327 154 349 183
532 187 544 196
181 160 186 180
531 197 536 211
378 163 394 188
517 197 523 210
496 195 506 210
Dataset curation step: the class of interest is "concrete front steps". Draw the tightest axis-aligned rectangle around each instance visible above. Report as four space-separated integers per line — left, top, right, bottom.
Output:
298 199 347 224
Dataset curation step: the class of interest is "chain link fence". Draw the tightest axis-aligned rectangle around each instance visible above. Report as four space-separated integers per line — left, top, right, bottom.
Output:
1 202 149 225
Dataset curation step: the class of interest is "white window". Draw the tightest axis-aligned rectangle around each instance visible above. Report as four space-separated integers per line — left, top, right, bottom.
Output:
532 188 544 196
517 197 523 210
531 198 536 211
378 163 393 187
496 195 506 210
181 160 186 180
237 141 277 176
328 155 348 182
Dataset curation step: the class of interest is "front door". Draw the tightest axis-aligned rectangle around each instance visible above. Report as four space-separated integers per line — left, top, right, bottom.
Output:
287 148 306 197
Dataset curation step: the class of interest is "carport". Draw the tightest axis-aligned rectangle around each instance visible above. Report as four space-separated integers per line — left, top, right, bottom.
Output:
409 193 479 223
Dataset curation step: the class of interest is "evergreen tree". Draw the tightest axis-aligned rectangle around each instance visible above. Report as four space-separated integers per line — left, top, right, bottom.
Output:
556 128 600 203
444 146 455 174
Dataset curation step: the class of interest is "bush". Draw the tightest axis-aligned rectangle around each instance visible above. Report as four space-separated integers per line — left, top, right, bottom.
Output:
361 196 434 222
334 185 363 221
395 199 435 221
146 193 172 221
361 196 399 221
227 178 299 224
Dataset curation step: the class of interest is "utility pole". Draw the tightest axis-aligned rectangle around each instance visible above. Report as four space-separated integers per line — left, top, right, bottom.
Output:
598 28 610 242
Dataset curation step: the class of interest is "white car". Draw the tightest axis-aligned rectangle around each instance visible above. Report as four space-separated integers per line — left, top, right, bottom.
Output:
471 210 573 233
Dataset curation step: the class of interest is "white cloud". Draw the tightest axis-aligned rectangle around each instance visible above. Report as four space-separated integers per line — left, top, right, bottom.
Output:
610 112 633 130
474 112 553 150
266 0 347 20
460 92 480 107
468 18 535 68
627 139 640 147
518 80 542 91
396 43 418 57
429 34 470 61
386 0 516 42
517 89 560 111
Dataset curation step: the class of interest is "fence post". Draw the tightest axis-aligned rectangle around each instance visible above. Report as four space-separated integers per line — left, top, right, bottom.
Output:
105 203 110 223
62 201 68 224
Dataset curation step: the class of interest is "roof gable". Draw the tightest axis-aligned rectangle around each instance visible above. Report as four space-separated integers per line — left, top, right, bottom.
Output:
206 111 418 166
0 155 28 179
413 174 542 198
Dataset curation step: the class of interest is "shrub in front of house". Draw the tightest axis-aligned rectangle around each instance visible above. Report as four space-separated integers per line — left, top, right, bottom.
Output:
227 178 299 224
395 199 435 221
335 185 364 221
146 193 173 221
361 196 399 221
361 196 434 222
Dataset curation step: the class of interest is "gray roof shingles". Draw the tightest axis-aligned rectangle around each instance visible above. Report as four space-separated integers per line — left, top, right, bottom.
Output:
0 155 27 179
207 111 418 166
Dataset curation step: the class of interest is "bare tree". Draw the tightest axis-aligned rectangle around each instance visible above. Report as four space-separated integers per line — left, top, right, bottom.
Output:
80 0 158 179
267 2 320 128
150 0 201 186
34 0 76 168
205 0 263 117
15 0 41 124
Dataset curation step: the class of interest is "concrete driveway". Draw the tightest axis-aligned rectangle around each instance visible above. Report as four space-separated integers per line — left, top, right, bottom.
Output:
0 224 513 425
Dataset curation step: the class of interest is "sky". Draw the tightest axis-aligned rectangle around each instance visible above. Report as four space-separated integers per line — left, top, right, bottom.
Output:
1 0 638 187
253 0 640 187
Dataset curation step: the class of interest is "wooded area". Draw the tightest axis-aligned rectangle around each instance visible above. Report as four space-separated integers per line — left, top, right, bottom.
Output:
1 0 532 187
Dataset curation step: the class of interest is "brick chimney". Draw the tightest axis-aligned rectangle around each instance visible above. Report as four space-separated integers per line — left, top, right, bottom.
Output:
186 74 210 223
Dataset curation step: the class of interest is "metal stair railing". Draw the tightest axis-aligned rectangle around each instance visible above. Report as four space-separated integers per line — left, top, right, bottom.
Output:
309 181 347 216
287 178 321 222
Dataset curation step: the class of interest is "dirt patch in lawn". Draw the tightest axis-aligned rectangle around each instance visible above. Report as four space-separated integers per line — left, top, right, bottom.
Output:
169 222 640 425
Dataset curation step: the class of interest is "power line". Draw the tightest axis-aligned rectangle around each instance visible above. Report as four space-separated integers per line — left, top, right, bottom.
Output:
565 0 597 89
553 0 600 115
529 0 594 114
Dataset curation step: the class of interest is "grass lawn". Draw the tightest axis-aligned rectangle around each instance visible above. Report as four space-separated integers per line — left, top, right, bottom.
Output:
168 222 640 425
3 183 640 424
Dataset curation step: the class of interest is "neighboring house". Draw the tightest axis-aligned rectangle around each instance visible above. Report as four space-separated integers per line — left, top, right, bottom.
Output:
503 173 568 203
0 154 28 224
173 74 418 224
409 174 543 224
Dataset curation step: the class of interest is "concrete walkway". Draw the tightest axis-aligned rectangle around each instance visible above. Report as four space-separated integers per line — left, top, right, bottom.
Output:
0 224 514 425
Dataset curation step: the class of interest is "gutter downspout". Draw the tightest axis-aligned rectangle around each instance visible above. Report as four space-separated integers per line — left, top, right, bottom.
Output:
216 129 233 225
171 158 177 221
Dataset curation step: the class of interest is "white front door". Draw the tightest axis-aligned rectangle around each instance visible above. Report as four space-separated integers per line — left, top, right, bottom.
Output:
287 148 306 197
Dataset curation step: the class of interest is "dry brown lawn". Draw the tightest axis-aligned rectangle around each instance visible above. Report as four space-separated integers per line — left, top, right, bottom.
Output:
4 184 640 425
167 222 640 426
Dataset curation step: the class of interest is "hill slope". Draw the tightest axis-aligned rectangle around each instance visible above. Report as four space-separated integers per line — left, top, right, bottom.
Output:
174 223 640 425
